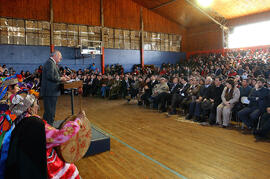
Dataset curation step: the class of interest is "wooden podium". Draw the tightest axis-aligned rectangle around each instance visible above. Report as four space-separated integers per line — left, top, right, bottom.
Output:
63 80 83 115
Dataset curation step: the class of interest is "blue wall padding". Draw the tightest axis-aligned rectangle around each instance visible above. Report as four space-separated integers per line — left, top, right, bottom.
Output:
144 50 186 67
104 49 140 72
0 45 186 73
0 45 100 72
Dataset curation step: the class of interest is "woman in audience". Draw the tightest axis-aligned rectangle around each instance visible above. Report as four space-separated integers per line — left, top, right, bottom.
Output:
216 79 240 127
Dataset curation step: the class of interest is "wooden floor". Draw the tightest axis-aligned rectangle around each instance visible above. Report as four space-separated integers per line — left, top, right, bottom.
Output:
39 95 270 179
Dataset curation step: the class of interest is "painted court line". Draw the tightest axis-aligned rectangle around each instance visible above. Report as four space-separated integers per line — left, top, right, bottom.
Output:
91 124 187 179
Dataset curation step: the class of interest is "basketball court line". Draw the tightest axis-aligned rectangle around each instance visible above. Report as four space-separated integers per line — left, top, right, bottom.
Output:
91 124 187 179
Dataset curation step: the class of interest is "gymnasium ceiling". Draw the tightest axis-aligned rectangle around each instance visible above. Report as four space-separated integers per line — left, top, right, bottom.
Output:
133 0 270 28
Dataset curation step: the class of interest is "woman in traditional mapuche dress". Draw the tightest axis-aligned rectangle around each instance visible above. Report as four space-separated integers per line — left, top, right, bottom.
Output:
1 77 82 179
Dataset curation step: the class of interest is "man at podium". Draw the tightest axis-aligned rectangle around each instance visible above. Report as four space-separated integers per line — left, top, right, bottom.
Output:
41 50 69 125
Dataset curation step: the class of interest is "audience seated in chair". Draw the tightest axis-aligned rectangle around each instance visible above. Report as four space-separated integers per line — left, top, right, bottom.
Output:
238 78 270 132
216 79 240 127
169 76 190 115
186 76 213 121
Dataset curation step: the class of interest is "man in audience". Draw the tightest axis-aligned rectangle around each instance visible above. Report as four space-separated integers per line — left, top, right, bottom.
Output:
205 77 224 124
121 75 132 99
238 78 270 132
169 76 190 115
239 79 252 98
215 66 222 76
186 76 212 121
159 77 180 112
109 75 122 99
92 75 102 96
182 77 201 115
151 77 170 109
148 75 158 92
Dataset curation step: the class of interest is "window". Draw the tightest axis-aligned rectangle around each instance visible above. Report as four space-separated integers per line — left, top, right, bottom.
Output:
228 20 270 48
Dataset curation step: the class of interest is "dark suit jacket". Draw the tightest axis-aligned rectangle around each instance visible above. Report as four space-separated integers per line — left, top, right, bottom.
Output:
121 79 131 90
147 80 159 90
248 87 270 112
40 58 62 97
177 83 191 97
215 69 222 76
93 78 102 91
169 83 181 94
198 85 212 99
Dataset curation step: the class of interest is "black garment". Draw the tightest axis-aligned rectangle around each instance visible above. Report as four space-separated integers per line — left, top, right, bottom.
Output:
141 88 152 105
159 83 181 111
209 84 224 105
169 83 181 94
182 85 200 114
5 116 47 179
83 78 93 97
121 79 132 98
248 87 269 113
208 84 224 124
198 85 212 99
147 80 159 94
215 69 221 76
257 113 270 137
188 85 212 119
171 83 190 110
92 79 102 96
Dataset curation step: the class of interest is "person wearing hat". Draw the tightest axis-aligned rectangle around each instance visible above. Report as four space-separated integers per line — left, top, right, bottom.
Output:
41 50 69 125
158 77 181 113
151 77 169 109
0 76 22 178
5 90 82 179
216 79 240 127
238 77 270 132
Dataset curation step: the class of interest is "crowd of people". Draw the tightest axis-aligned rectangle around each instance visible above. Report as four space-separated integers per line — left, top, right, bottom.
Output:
1 48 270 145
67 48 270 141
0 47 270 178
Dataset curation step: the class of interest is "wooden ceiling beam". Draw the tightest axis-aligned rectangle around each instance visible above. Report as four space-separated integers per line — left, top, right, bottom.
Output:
150 0 178 10
184 0 227 29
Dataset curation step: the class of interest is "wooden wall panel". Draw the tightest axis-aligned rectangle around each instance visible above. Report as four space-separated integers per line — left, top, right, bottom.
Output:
53 0 100 26
0 0 49 21
143 7 186 35
104 0 140 30
186 24 223 52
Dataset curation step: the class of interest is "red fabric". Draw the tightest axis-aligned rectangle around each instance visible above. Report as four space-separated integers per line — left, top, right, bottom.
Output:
228 72 237 77
47 148 80 179
160 70 166 75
